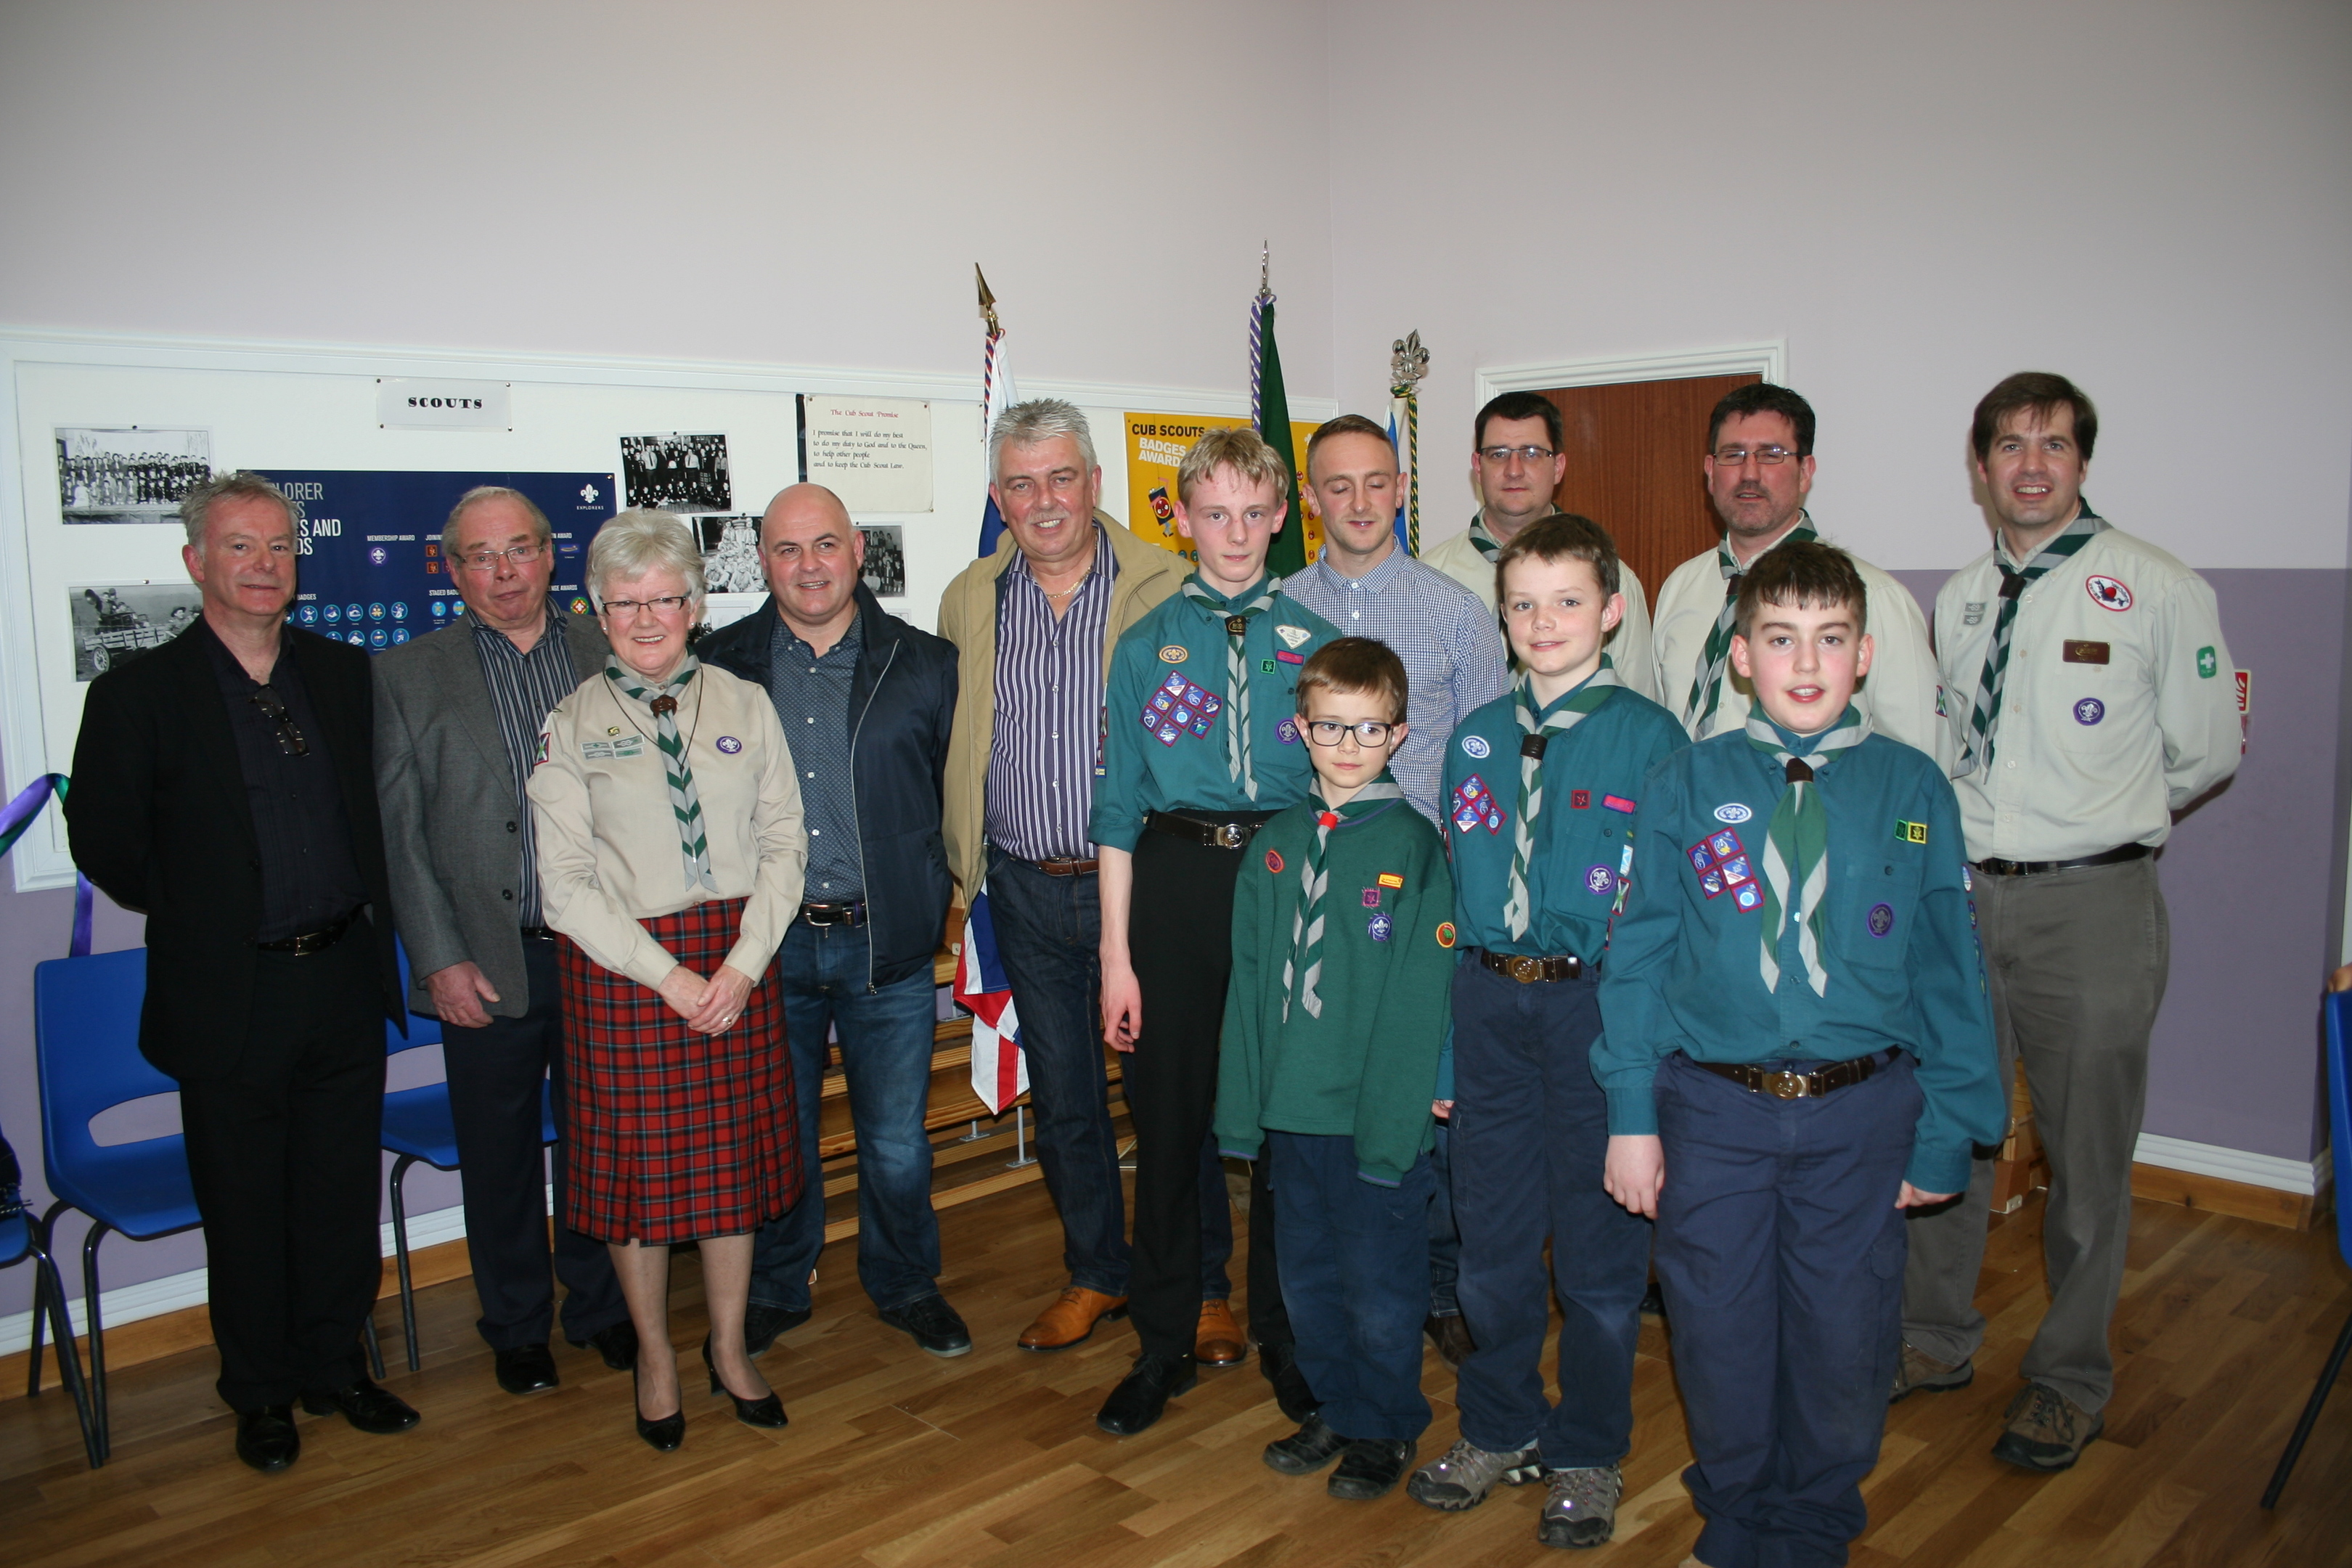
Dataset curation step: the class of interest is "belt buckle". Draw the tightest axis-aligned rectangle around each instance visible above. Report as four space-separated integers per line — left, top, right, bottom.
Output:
1508 955 1542 984
1763 1070 1810 1100
1212 822 1245 849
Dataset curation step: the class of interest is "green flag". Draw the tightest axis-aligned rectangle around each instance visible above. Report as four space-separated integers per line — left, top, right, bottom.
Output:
1255 295 1307 579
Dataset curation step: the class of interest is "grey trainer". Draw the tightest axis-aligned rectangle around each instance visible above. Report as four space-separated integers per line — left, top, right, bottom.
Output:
1992 1382 2103 1471
1407 1437 1543 1511
1538 1464 1623 1549
1888 1341 1974 1404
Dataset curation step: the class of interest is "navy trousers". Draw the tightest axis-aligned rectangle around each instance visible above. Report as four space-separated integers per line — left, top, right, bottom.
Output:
1653 1049 1920 1568
1450 957 1650 1467
1270 1131 1434 1441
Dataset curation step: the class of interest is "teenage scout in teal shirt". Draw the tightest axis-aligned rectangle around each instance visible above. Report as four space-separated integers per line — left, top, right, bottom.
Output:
1442 662 1686 962
1594 709 2003 1193
1087 573 1342 851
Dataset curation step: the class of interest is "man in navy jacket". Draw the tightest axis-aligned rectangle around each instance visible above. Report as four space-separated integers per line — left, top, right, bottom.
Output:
700 485 965 1358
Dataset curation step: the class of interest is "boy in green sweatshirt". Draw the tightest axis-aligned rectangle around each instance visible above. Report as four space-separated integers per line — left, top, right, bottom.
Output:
1215 636 1456 1502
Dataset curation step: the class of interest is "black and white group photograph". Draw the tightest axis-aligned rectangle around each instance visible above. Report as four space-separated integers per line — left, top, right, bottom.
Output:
620 431 731 512
54 427 212 523
695 513 766 595
857 522 905 597
65 583 203 680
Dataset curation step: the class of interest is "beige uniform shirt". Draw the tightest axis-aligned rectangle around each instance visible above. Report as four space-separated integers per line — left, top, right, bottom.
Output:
1935 523 2238 862
1423 514 1659 702
1651 522 1950 769
528 661 807 989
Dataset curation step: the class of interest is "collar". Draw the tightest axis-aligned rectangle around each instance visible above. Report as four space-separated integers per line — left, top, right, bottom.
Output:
774 606 864 661
1314 540 1410 595
1008 520 1112 587
1527 660 1612 720
1766 705 1861 764
1181 571 1274 611
471 597 566 653
1994 500 2107 572
200 614 293 685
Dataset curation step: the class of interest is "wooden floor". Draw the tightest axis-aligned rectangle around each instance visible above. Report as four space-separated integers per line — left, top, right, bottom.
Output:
4 1178 2349 1567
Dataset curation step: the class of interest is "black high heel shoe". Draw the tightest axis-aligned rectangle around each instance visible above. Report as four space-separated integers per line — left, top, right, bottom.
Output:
633 1358 685 1452
701 1334 788 1429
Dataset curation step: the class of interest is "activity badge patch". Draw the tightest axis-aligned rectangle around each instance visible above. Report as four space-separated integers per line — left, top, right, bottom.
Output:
1461 733 1491 759
1434 921 1457 949
581 737 645 761
1894 820 1928 844
2085 574 2133 611
1450 775 1505 835
1140 670 1221 746
1686 828 1756 907
1158 645 1188 663
2197 645 2218 678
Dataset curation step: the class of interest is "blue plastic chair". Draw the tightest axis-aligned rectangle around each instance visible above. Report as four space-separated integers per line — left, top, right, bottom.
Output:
2263 988 2352 1507
379 941 556 1371
4 1116 99 1469
31 947 383 1463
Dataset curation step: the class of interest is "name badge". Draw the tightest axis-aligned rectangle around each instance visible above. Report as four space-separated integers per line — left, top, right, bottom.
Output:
2062 640 2110 664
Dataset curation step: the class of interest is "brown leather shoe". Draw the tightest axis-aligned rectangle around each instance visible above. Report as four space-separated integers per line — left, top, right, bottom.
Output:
1018 1286 1128 1351
1196 1299 1247 1365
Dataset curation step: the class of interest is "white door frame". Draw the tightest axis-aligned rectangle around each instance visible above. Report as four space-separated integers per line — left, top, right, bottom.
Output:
1473 340 1787 409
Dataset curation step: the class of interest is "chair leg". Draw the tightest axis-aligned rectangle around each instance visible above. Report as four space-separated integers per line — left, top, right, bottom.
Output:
2263 1304 2352 1508
362 1312 385 1381
390 1153 420 1373
80 1220 111 1463
26 1199 68 1399
30 1246 101 1469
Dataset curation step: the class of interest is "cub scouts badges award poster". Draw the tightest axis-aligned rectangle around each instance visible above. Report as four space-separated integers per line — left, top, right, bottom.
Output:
1124 415 1323 566
249 470 615 650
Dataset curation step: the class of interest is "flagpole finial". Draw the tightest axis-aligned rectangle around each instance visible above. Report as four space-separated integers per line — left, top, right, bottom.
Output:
1258 242 1270 303
1389 330 1429 393
976 264 1000 335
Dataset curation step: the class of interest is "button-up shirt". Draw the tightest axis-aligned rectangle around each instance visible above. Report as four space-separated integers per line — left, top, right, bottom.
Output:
202 621 368 942
1285 546 1509 826
767 611 864 899
473 603 582 928
987 524 1116 863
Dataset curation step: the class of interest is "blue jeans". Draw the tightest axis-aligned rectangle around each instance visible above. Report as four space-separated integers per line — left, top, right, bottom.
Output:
750 920 942 1313
981 849 1130 1297
1428 1123 1461 1316
1271 1132 1435 1442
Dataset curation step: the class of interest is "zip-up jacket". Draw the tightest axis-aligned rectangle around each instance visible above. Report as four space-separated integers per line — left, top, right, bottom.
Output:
701 583 957 989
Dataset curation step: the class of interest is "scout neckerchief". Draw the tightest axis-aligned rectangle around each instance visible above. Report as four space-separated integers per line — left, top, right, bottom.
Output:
1744 705 1871 996
1283 770 1405 1021
1178 572 1283 801
1956 505 2107 777
1686 516 1818 736
1503 658 1622 940
1465 510 1504 563
605 652 718 893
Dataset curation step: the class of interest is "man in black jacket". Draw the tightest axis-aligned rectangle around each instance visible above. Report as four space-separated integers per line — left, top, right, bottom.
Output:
67 471 416 1474
701 483 965 1357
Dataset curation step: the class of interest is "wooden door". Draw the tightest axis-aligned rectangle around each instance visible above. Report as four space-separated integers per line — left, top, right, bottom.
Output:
1538 372 1758 610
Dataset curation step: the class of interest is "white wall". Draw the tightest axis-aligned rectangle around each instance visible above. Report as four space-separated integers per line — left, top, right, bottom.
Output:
1326 0 2352 572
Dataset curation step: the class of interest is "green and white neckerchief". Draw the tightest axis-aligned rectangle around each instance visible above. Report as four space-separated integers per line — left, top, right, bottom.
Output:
605 653 717 893
1283 772 1405 1021
1179 573 1283 800
1685 516 1818 737
1465 510 1505 563
1956 506 2107 778
1503 658 1622 940
1744 706 1870 996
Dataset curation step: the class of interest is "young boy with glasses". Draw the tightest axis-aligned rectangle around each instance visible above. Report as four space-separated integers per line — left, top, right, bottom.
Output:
1212 636 1455 1500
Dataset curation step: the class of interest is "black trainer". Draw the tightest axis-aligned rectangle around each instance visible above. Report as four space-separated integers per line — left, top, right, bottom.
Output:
744 1303 812 1357
1328 1437 1416 1500
879 1294 973 1357
1263 1413 1351 1475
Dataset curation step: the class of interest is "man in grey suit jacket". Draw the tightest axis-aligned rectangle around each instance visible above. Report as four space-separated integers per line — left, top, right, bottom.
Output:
373 486 632 1395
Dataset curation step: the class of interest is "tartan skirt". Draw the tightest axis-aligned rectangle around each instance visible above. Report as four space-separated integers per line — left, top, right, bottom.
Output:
555 897 801 1246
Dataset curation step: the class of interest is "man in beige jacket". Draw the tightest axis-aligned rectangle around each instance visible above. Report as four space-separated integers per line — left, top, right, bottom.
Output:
939 400 1178 1354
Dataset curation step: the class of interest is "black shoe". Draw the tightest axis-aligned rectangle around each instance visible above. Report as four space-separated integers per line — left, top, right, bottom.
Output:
1328 1437 1416 1500
879 1294 973 1358
1638 1280 1668 1320
1263 1413 1351 1475
494 1343 560 1394
701 1336 788 1429
234 1405 300 1472
298 1376 420 1434
1257 1339 1319 1424
1424 1312 1474 1368
1095 1352 1197 1436
571 1320 639 1371
743 1303 812 1357
633 1360 684 1452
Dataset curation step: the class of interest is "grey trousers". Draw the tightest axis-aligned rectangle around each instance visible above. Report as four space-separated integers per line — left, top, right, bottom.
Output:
1900 855 2168 1414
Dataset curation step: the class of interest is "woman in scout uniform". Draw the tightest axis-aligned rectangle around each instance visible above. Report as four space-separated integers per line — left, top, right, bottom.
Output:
1088 428 1342 1439
528 510 808 1452
1409 514 1686 1549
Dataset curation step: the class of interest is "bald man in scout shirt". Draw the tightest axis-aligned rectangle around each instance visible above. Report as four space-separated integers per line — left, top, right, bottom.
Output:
1651 383 1948 764
1895 372 2240 1474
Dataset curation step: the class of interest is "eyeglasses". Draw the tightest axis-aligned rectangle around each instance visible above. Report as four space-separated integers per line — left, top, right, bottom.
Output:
457 542 548 572
1306 719 1395 747
1478 445 1556 465
1712 444 1798 466
248 688 309 756
600 594 692 618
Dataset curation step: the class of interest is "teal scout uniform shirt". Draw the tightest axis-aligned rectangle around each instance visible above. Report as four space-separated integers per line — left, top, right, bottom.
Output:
1214 776 1455 1185
1088 574 1343 850
1442 676 1687 961
1593 716 2004 1193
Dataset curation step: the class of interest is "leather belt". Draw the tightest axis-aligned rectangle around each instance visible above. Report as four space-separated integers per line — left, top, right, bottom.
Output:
1147 810 1275 851
1694 1046 1901 1100
1972 843 2149 878
519 926 556 941
256 907 362 955
799 901 867 928
1028 856 1100 877
1477 949 1588 984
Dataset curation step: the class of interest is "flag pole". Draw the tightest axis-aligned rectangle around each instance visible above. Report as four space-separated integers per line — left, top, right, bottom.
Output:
1390 330 1429 555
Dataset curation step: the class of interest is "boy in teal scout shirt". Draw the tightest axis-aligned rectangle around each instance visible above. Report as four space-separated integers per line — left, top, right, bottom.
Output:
1214 637 1456 1501
1596 542 2003 1568
1089 428 1341 1439
1407 513 1686 1549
